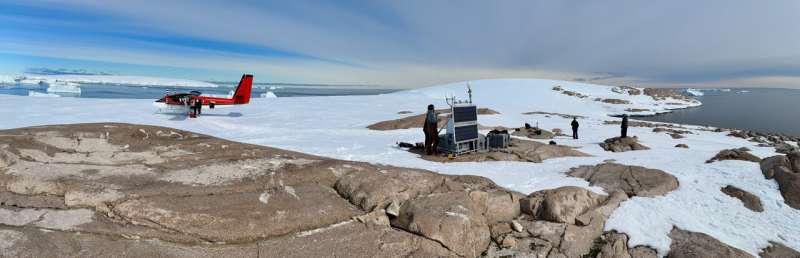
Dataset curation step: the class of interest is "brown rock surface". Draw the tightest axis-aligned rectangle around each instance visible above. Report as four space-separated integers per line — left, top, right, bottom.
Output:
0 123 531 257
392 191 491 257
760 154 800 209
706 147 761 163
667 227 754 258
759 241 800 258
366 108 499 131
720 185 763 212
599 137 650 152
412 138 590 163
567 163 679 197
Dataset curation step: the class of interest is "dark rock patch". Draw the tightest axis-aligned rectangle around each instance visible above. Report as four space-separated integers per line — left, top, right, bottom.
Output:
720 185 763 212
600 136 650 152
759 241 800 258
567 163 679 197
706 147 761 163
667 227 754 258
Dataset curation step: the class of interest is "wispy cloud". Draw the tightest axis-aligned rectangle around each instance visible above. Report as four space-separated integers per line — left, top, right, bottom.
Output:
3 1 800 88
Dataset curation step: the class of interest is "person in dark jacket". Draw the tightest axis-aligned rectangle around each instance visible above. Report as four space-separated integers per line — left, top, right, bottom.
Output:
423 104 439 155
571 117 579 139
194 98 202 115
621 114 629 138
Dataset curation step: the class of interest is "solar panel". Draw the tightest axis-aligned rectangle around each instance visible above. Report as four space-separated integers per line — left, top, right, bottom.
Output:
453 106 477 123
455 125 479 141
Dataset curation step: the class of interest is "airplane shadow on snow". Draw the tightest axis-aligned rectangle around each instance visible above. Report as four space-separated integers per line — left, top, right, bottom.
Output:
161 112 244 121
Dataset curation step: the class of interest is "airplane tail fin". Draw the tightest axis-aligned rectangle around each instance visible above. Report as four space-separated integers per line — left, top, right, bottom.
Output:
232 74 253 104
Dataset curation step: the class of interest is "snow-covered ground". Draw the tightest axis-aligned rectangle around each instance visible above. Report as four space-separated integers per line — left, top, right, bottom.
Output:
5 74 217 88
0 78 797 256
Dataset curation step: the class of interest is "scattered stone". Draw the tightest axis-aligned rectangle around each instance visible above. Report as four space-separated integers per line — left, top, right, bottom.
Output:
720 185 763 212
675 144 689 148
667 227 754 258
625 108 650 112
643 88 695 102
521 111 586 119
511 220 523 232
759 241 800 258
567 163 679 197
612 86 642 95
410 138 589 163
706 147 761 163
599 136 650 152
553 85 589 98
598 98 631 104
775 143 799 154
513 127 555 139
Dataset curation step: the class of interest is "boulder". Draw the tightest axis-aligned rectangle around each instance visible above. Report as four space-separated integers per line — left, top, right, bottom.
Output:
567 163 679 197
667 228 754 258
334 167 445 211
774 143 799 154
760 155 792 179
720 185 763 212
774 170 800 209
526 186 605 224
759 154 800 209
597 232 632 258
392 191 491 257
759 241 800 258
788 151 800 172
706 147 761 163
675 144 689 148
599 137 650 152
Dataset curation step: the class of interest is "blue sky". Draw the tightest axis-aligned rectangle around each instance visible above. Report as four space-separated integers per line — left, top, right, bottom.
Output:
2 1 800 88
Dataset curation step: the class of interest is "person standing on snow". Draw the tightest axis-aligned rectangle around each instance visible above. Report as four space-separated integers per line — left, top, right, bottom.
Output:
423 104 439 155
621 114 629 138
571 117 579 139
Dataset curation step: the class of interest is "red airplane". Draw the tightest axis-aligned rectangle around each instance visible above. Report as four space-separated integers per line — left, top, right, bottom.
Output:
154 74 253 117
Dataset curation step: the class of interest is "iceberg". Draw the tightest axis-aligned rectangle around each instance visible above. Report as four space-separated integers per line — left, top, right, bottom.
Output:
46 81 82 94
27 91 60 97
261 91 278 98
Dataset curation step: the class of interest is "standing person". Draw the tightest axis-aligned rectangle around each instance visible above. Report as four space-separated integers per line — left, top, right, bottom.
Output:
621 114 629 138
571 117 579 139
194 98 202 115
423 104 439 155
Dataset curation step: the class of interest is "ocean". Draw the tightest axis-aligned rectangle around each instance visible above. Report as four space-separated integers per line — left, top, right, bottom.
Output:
637 88 800 136
0 82 399 99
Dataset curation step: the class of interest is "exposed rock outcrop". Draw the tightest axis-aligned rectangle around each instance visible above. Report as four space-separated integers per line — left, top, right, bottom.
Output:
720 185 763 212
411 138 590 163
513 127 555 139
0 123 542 257
667 227 754 258
675 144 689 148
760 153 800 209
490 186 630 258
706 147 761 163
600 137 650 152
567 163 679 197
366 108 499 131
759 241 800 258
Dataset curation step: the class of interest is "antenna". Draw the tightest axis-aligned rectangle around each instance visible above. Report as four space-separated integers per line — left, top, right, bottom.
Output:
467 82 473 103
